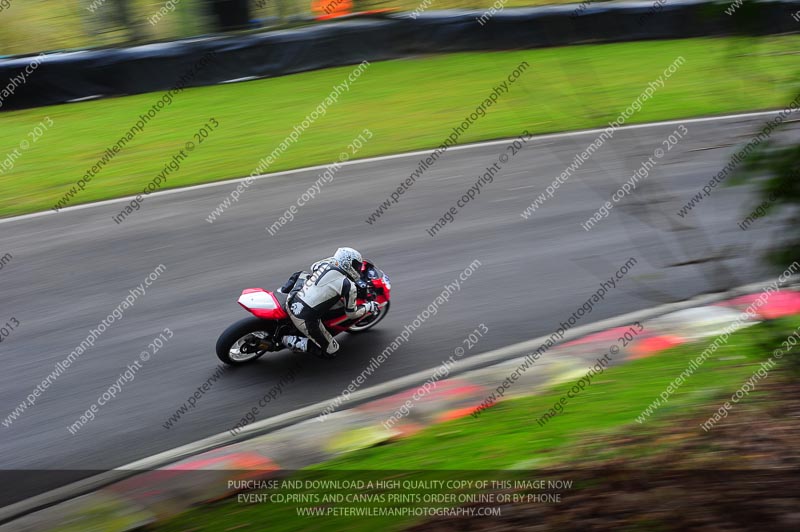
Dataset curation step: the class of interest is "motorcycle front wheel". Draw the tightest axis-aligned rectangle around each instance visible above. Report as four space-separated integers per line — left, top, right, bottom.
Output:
216 317 277 365
347 301 390 334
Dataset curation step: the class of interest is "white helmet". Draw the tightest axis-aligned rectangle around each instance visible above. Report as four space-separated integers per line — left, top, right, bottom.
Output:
333 247 363 280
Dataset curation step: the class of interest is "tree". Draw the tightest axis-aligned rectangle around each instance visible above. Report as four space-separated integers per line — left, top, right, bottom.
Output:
729 110 800 267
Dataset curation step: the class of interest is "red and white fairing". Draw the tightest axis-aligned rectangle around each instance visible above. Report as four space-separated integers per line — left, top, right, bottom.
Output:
237 288 288 320
235 269 390 333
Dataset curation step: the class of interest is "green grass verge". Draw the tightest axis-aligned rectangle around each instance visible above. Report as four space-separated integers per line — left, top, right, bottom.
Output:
2 36 800 218
153 316 800 532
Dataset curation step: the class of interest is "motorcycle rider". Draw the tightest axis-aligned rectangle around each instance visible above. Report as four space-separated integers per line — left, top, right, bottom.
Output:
281 247 380 358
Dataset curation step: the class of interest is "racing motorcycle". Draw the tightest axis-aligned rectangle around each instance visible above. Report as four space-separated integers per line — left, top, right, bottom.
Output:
216 260 391 365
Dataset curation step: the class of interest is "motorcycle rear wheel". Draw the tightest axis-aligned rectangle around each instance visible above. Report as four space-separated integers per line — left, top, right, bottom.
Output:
216 317 277 365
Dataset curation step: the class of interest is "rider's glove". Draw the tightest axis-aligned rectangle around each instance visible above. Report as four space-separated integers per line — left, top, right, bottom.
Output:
364 301 380 315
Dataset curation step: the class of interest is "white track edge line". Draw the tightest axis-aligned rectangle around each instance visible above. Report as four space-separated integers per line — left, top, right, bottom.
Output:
0 109 783 226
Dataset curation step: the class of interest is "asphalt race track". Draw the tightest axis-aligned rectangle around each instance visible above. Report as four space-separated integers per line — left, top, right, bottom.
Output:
1 113 796 505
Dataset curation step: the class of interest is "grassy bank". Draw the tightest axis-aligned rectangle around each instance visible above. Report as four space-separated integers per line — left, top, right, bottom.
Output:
2 36 799 218
154 316 800 531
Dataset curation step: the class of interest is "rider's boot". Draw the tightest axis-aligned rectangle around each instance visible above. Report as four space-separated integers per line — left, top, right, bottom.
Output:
282 335 309 353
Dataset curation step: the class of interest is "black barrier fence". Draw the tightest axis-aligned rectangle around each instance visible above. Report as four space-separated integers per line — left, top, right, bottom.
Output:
1 1 798 111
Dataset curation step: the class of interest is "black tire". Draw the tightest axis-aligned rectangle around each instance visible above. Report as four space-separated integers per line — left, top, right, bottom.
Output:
216 317 276 365
346 301 390 334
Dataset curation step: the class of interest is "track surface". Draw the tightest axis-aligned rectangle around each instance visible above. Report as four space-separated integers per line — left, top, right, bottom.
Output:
1 114 795 505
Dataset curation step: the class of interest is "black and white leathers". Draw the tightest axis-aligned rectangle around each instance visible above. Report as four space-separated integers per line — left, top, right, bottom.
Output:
286 259 371 356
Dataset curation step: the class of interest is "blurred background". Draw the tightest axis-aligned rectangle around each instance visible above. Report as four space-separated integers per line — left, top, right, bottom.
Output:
2 0 800 530
0 0 587 56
